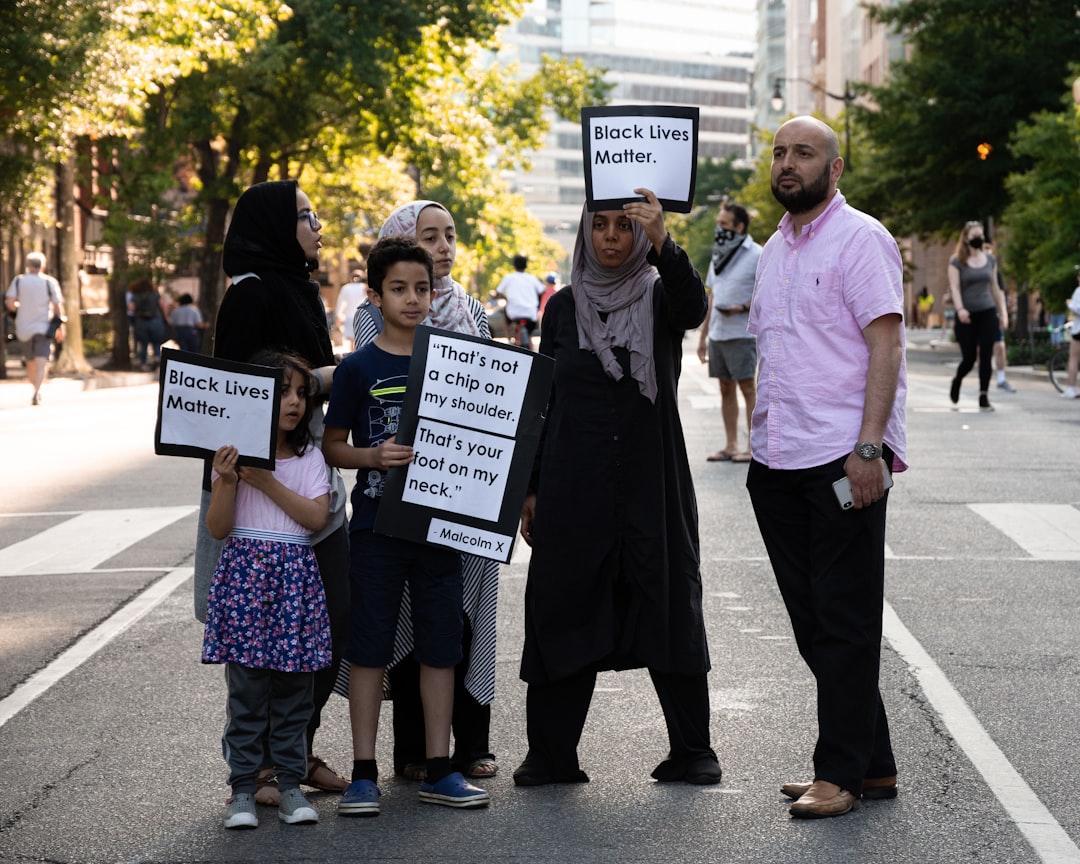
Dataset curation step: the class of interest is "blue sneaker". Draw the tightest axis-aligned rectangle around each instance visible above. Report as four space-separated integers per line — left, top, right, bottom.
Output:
418 771 490 809
338 779 380 817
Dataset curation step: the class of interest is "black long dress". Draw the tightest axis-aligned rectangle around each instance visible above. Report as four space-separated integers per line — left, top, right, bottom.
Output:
520 237 710 684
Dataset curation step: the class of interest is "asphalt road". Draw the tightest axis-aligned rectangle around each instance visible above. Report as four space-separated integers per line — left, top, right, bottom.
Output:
1 330 1078 863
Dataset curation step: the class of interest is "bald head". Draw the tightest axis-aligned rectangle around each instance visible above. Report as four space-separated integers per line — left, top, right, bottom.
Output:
776 116 840 161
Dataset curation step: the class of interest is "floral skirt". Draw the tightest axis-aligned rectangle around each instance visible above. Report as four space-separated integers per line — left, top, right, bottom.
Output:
202 533 331 672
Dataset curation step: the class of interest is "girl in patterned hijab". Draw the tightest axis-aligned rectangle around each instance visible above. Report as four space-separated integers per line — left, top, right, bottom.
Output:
378 201 481 337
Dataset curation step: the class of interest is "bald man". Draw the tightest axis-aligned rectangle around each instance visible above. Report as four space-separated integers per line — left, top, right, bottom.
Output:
745 116 908 818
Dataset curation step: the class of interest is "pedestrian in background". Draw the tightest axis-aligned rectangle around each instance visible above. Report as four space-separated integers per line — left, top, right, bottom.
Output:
747 116 906 819
697 201 760 464
515 189 722 788
193 179 350 804
128 277 169 370
203 349 331 830
4 252 65 406
334 269 367 353
349 200 499 784
947 220 1008 411
496 254 544 349
169 293 208 354
1061 269 1080 400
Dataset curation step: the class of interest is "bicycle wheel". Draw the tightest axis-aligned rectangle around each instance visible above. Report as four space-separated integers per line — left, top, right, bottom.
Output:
1049 349 1067 392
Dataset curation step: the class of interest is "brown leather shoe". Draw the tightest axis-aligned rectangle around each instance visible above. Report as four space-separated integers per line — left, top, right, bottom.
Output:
788 780 857 818
782 774 897 801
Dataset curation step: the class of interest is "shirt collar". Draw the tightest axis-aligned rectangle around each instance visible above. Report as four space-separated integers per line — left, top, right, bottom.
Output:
778 189 846 243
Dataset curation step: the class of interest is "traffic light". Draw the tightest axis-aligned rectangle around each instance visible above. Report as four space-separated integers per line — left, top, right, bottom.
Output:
977 142 992 160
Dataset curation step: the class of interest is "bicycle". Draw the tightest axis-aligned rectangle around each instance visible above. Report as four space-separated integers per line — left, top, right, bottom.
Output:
1047 321 1073 393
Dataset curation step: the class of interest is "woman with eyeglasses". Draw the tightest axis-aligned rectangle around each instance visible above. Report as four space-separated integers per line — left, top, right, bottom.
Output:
947 220 1008 411
193 179 351 804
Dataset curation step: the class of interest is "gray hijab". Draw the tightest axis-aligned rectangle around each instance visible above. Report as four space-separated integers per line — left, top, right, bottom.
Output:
570 205 658 403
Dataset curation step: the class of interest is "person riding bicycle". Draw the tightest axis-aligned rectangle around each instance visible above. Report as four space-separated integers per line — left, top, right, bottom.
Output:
496 254 544 348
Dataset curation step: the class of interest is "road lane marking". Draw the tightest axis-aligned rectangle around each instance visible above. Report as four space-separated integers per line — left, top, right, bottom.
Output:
0 507 197 576
884 602 1080 864
0 567 192 730
968 503 1080 560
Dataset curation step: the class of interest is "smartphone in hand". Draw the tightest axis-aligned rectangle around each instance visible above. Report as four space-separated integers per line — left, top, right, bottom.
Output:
832 461 894 510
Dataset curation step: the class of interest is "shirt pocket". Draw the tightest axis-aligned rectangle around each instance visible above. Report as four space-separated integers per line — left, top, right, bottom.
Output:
796 270 841 326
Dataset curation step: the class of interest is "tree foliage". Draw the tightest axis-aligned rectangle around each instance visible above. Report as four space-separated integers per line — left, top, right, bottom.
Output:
856 0 1080 239
1000 93 1080 311
666 156 754 276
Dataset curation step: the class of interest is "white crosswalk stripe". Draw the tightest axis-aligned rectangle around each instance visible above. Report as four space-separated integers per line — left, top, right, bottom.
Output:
0 506 197 576
968 503 1080 560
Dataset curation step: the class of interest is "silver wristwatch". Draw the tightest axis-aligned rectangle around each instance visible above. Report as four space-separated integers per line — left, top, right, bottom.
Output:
854 441 883 461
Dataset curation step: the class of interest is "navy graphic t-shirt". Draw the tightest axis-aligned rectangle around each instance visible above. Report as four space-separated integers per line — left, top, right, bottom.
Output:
324 342 410 531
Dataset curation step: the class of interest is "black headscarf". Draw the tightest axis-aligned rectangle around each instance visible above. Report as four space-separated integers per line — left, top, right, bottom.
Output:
215 180 334 368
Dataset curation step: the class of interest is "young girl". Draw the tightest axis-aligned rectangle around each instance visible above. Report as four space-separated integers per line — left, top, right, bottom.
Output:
202 349 332 829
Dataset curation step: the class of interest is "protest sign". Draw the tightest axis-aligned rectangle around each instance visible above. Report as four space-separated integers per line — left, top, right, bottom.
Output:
154 348 281 469
581 105 699 212
376 326 553 563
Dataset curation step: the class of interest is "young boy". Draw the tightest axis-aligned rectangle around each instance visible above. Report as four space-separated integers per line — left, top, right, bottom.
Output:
322 237 490 815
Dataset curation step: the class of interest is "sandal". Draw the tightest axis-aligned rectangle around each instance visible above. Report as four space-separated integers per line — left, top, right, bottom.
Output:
303 755 348 792
731 451 752 463
400 762 427 782
254 769 280 806
465 757 499 778
706 451 735 462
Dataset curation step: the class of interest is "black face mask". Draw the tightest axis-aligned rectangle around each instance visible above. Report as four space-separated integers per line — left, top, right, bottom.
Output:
711 227 743 274
968 236 984 250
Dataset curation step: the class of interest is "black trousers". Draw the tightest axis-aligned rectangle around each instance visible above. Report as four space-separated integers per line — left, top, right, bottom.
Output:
954 306 999 394
524 664 714 778
746 456 896 796
388 614 493 773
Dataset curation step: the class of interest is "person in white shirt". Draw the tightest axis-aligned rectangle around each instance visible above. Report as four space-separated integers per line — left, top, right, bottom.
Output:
334 270 368 352
496 255 544 348
1061 270 1080 399
4 252 65 406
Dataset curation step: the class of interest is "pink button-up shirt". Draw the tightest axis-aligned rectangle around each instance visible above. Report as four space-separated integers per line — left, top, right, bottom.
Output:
748 191 907 471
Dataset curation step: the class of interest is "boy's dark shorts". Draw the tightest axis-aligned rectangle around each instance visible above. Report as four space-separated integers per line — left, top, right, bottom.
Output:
346 530 463 670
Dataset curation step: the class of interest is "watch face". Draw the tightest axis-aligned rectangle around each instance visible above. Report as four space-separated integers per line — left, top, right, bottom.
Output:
858 443 880 460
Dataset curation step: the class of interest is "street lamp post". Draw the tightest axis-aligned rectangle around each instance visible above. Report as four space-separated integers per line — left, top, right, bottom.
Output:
771 78 855 169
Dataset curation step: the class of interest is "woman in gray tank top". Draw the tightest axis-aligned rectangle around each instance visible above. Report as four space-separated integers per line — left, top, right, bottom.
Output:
946 220 1009 411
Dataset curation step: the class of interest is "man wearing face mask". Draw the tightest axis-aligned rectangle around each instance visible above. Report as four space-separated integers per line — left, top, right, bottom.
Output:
697 202 761 462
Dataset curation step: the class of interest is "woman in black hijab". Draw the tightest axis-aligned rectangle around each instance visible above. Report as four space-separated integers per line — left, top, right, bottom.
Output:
194 180 349 798
514 189 722 788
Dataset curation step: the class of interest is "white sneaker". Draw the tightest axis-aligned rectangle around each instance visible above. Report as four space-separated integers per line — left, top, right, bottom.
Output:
278 787 319 824
223 792 258 829
1062 387 1076 399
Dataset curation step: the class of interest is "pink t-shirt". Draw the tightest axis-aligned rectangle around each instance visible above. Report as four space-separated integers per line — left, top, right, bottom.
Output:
748 191 907 471
214 445 330 536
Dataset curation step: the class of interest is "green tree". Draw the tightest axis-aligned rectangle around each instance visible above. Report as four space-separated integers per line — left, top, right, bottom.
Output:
1000 91 1080 312
857 0 1080 238
666 156 753 276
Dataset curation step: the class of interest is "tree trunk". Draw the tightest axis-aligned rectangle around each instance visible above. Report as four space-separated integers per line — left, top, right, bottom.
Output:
197 195 229 351
53 155 92 375
110 241 131 368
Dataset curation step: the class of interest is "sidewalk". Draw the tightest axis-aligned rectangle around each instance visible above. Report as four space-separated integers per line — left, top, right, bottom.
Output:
0 350 156 410
1 328 1048 411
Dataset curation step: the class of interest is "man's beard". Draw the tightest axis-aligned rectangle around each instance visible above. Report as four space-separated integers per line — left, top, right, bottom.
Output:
771 163 831 214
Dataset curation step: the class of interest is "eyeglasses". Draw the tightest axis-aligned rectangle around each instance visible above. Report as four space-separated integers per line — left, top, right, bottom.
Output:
297 211 321 230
